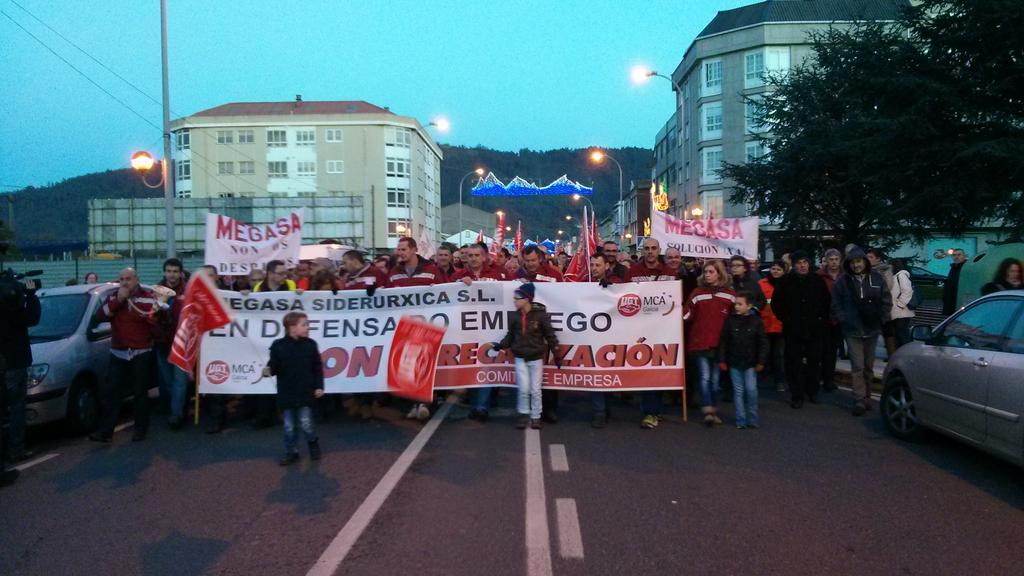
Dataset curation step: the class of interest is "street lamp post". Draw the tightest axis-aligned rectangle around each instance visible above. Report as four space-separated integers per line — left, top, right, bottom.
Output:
160 0 175 258
458 168 485 244
590 150 623 238
569 192 596 220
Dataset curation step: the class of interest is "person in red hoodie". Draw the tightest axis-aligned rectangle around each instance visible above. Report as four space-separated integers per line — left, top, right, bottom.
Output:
683 259 736 426
452 243 506 284
89 268 166 443
758 260 787 392
517 245 563 283
629 238 676 282
388 237 443 288
340 250 389 293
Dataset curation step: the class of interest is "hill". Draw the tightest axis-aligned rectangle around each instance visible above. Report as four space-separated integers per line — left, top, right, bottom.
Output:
5 145 652 253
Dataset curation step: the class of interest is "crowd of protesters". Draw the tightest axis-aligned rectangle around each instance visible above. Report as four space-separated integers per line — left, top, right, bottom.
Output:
7 234 1016 479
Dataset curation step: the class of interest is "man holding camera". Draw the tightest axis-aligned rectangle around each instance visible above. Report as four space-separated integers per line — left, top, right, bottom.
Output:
1 269 41 484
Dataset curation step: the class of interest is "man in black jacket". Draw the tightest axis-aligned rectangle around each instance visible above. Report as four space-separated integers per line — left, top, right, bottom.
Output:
942 248 967 316
770 251 831 409
1 271 41 466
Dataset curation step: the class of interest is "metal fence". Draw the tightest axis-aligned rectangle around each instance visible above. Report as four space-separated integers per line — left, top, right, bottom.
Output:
0 257 206 289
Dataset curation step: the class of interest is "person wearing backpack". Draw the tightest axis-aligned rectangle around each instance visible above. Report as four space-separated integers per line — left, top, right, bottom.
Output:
889 259 916 349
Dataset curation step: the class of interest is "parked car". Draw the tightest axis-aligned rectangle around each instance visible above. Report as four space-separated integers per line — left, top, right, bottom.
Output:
25 283 117 432
880 290 1024 466
908 265 946 287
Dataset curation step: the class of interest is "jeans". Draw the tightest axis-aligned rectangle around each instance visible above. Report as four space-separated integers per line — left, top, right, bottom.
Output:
3 368 27 463
729 367 759 427
695 355 720 407
515 358 544 419
846 335 879 404
282 406 317 454
98 352 155 437
473 387 492 412
156 350 189 421
640 391 662 416
591 392 607 414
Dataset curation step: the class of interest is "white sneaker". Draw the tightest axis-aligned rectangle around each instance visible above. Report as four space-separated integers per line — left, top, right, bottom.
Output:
405 405 418 419
416 404 431 421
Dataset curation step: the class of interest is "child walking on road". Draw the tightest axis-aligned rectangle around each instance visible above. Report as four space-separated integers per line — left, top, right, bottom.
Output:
718 291 769 429
264 311 324 465
492 283 560 430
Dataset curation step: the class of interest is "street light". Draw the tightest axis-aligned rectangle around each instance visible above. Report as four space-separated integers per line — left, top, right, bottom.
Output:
428 117 451 133
630 65 674 85
589 149 623 238
459 168 486 242
131 151 165 189
570 192 596 219
691 207 704 218
565 215 572 221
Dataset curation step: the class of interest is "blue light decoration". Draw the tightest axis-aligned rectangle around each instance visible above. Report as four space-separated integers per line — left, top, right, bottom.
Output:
471 173 593 197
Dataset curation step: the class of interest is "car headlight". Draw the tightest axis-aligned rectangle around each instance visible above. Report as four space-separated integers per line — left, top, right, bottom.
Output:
27 364 49 388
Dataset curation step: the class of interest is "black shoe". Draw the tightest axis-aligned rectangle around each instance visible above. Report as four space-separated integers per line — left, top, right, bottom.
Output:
278 452 300 466
0 469 18 488
530 418 543 429
852 403 866 417
308 441 321 461
542 412 558 424
823 383 837 393
790 399 804 409
131 431 147 442
168 418 183 431
205 423 224 434
591 413 607 429
515 414 529 429
476 409 489 422
251 419 274 430
88 433 112 443
467 409 482 421
12 450 36 463
807 394 819 404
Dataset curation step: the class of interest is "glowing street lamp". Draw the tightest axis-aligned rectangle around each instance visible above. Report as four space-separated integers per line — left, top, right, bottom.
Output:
459 167 486 237
565 215 572 221
589 149 623 237
691 207 704 218
131 151 156 171
428 116 451 133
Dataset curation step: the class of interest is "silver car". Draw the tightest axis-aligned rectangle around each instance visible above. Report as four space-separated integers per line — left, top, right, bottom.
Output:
881 290 1024 466
26 283 117 432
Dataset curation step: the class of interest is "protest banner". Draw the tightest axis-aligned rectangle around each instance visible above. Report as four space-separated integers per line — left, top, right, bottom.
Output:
650 210 758 260
387 317 447 403
204 209 304 275
198 281 684 395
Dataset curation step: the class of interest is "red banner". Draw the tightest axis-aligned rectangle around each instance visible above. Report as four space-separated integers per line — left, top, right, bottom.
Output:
170 274 232 377
387 317 446 402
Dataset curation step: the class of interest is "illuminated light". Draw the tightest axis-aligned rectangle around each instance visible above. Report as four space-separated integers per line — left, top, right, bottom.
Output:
431 117 451 133
471 174 593 197
590 150 605 163
691 207 704 218
474 167 485 176
130 151 156 171
630 65 652 85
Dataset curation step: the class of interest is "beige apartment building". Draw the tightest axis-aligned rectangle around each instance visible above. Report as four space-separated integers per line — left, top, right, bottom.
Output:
168 98 443 250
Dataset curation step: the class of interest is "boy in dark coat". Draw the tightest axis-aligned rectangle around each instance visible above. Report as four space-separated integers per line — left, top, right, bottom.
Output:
718 291 769 428
263 312 324 465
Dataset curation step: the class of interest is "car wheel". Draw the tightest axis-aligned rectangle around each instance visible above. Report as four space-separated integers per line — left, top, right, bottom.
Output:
881 375 925 442
66 377 100 435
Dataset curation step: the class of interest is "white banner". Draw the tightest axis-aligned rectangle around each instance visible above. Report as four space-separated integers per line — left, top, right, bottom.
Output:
650 210 759 260
204 209 304 275
198 281 684 394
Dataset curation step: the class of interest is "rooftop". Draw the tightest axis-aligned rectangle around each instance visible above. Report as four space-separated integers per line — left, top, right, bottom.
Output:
192 100 393 117
697 0 910 38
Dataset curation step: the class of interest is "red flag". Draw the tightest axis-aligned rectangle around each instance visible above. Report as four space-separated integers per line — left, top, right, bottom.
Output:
590 207 601 251
493 211 506 254
170 274 232 377
563 207 592 282
387 316 446 403
514 221 524 252
476 229 484 244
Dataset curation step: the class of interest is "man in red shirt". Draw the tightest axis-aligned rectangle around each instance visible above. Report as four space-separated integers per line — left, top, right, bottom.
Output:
587 252 624 427
90 268 165 443
341 250 389 292
452 243 506 283
516 245 563 283
629 238 675 282
602 241 632 282
434 243 458 283
389 237 443 288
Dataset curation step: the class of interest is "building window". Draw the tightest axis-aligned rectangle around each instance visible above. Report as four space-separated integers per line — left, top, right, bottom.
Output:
296 130 315 146
386 156 411 178
387 218 411 238
239 161 255 175
217 161 234 175
387 127 412 148
746 141 770 164
387 188 410 208
326 160 344 174
176 190 191 199
237 129 254 143
326 128 343 143
268 161 287 178
267 130 286 147
700 102 723 141
297 161 316 176
701 146 723 185
765 47 791 76
176 159 191 181
745 98 766 133
703 191 724 218
745 51 765 88
700 59 722 97
219 193 236 198
685 161 691 181
176 129 190 151
216 130 234 144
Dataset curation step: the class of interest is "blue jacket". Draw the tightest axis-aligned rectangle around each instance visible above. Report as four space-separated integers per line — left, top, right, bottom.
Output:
831 247 892 338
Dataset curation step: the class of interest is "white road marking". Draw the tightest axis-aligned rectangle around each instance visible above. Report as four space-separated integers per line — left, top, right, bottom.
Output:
549 444 569 472
525 429 553 576
306 400 453 576
13 453 59 472
555 498 585 559
114 421 134 433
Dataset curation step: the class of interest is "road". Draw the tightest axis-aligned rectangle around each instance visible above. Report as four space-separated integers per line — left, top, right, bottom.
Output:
2 388 1022 576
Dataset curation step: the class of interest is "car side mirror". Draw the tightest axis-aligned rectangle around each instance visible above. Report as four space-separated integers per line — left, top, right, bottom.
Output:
89 322 111 341
911 325 932 342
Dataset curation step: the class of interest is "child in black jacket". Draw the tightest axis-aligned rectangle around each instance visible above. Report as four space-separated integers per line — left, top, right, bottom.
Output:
718 291 769 429
263 311 324 465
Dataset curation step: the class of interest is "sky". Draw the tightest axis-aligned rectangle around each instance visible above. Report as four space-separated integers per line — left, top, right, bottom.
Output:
0 0 750 189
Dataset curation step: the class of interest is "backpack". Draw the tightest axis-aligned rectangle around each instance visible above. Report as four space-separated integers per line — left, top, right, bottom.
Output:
907 288 922 310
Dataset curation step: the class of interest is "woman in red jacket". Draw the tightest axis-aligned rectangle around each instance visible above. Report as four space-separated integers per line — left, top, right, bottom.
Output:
684 260 735 426
758 260 786 392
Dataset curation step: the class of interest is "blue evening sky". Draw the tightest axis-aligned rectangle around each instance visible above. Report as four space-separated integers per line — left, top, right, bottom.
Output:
0 0 748 188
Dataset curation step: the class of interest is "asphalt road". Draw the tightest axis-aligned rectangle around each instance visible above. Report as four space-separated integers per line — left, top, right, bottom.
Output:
2 387 1022 576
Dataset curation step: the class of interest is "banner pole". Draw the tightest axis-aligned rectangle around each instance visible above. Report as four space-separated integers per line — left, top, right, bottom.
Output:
682 387 687 422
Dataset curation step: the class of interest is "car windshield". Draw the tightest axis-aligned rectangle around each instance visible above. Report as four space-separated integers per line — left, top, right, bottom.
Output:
29 294 90 342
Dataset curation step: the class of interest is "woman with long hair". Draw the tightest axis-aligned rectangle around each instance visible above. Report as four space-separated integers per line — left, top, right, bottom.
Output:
981 258 1023 295
889 259 916 348
683 259 736 426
